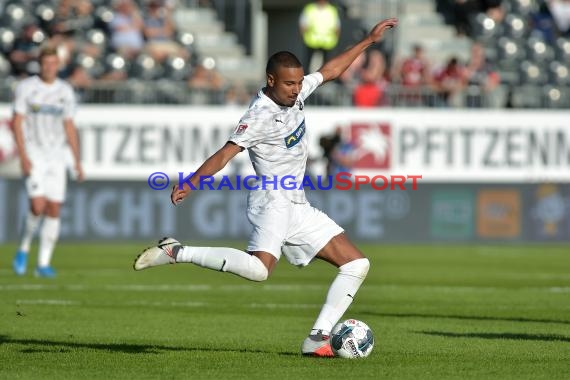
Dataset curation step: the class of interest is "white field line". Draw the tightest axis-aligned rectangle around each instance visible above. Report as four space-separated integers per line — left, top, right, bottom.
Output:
16 299 79 305
1 284 569 293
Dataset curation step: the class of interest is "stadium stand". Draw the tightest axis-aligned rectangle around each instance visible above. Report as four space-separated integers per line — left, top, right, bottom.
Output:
0 0 568 108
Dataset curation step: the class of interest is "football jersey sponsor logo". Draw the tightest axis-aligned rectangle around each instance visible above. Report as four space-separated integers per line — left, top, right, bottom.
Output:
284 120 305 148
350 123 391 169
234 124 248 135
30 103 64 116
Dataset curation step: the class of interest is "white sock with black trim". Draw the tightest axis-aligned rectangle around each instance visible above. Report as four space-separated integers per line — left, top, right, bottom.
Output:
176 246 269 282
310 258 370 336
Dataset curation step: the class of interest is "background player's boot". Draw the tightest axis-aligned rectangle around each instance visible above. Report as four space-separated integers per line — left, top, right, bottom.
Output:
13 250 28 276
35 266 56 278
301 330 334 357
134 237 181 270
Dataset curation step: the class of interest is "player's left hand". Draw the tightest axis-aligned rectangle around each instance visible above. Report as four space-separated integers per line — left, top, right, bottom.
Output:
75 164 85 182
368 18 398 44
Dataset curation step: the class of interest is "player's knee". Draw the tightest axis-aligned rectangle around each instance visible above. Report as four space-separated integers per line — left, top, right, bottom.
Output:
248 255 269 282
340 258 370 280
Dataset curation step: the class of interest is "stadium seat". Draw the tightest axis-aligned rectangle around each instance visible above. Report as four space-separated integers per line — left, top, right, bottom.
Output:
548 61 570 86
0 53 12 77
555 38 570 61
526 36 554 62
85 29 107 47
519 60 548 85
473 13 499 42
0 28 15 53
503 14 528 39
35 3 55 23
163 55 190 81
542 85 570 108
75 53 105 78
129 53 163 80
497 37 525 70
104 52 128 74
509 0 538 16
510 84 542 108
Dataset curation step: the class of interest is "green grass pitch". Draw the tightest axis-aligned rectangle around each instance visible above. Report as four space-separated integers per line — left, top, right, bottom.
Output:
0 242 569 379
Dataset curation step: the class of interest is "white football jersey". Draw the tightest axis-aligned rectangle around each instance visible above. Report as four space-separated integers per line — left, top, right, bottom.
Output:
229 72 323 204
13 76 76 160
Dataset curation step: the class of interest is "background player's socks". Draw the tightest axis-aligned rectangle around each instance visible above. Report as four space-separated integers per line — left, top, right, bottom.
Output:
310 258 370 333
38 216 61 267
19 211 41 253
176 246 268 281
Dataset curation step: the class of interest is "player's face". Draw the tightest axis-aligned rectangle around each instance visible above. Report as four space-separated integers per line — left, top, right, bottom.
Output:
267 66 304 107
40 54 60 84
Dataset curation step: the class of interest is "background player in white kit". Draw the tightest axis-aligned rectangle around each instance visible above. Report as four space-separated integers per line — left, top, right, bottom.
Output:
12 47 84 278
134 18 398 356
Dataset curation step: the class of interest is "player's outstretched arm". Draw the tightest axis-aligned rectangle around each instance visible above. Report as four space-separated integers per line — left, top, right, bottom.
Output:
171 141 243 205
318 17 398 83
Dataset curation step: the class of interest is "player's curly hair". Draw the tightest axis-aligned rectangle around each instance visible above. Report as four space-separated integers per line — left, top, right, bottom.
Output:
266 51 302 75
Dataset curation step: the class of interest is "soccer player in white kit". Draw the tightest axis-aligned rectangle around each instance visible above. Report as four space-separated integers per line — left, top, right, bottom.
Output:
12 47 84 278
134 18 398 356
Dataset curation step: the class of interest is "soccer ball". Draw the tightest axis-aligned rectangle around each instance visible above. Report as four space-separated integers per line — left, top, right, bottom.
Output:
330 319 374 358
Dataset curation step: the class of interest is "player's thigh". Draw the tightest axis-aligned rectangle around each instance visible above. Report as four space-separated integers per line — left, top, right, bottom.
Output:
246 201 291 263
44 163 67 205
282 203 344 266
25 160 47 200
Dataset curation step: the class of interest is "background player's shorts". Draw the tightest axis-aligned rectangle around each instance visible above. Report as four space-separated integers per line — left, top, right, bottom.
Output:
246 197 344 266
25 159 67 202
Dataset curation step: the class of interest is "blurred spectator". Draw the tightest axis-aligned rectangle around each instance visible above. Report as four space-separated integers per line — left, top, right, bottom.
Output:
338 52 365 88
319 127 354 176
109 0 145 59
482 0 504 23
464 42 500 107
391 44 432 106
224 84 251 106
452 0 481 37
548 0 570 36
353 50 389 107
531 2 559 43
188 63 225 91
299 0 341 71
52 0 95 38
143 0 187 62
9 23 44 77
432 57 467 107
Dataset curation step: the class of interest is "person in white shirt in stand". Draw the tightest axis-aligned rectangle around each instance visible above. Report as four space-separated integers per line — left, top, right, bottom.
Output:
134 18 398 356
12 47 84 278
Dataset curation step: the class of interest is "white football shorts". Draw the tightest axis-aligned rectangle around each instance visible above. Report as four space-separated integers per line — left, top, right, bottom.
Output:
25 158 67 203
246 193 344 266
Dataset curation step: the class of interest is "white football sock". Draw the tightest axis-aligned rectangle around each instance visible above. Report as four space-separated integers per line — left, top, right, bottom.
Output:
176 246 268 282
19 211 42 253
38 216 61 267
311 258 370 335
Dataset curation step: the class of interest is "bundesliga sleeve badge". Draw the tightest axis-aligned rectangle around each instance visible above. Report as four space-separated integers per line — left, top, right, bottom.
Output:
234 124 248 135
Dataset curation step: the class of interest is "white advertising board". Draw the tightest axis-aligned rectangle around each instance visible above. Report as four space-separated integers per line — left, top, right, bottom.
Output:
1 105 569 182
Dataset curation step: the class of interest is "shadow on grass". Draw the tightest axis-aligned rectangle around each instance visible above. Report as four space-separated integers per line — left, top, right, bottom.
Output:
0 335 298 356
362 311 570 325
418 331 570 342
